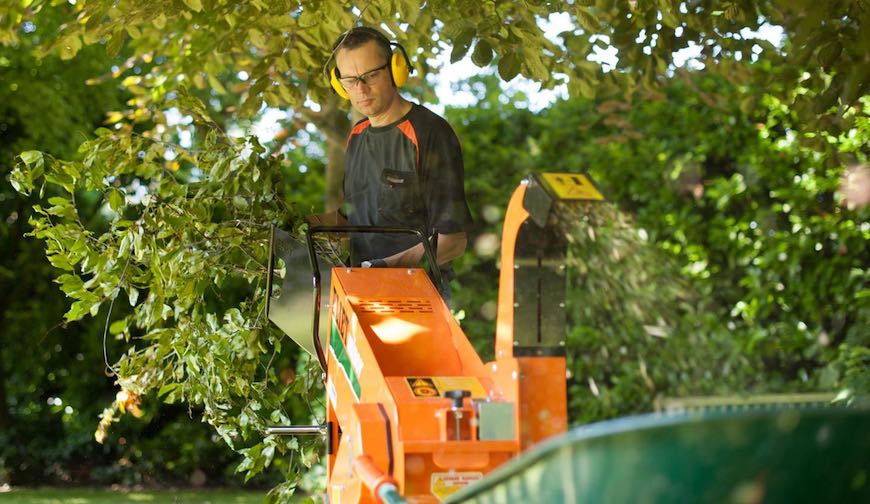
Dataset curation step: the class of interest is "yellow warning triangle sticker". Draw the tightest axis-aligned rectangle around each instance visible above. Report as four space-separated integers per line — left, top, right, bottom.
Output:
411 378 431 387
541 172 604 201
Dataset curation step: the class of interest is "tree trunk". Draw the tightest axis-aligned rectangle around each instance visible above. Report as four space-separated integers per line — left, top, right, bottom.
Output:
324 130 346 212
304 96 354 212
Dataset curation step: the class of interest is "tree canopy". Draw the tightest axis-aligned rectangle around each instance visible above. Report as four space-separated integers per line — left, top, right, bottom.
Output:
3 1 866 203
3 0 864 143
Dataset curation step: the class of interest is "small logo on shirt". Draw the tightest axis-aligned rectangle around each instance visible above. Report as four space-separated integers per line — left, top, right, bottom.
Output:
385 174 406 185
381 169 415 188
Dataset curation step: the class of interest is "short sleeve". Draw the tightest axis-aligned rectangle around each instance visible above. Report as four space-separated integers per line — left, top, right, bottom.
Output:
420 120 473 234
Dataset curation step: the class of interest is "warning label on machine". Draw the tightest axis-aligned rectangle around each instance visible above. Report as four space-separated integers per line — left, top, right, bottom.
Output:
406 377 487 399
431 471 483 501
541 172 604 200
407 377 439 397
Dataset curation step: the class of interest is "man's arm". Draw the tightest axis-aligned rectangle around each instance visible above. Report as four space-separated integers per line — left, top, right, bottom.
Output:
379 231 467 268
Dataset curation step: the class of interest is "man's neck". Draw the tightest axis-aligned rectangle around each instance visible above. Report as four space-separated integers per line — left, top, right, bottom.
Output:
368 95 412 127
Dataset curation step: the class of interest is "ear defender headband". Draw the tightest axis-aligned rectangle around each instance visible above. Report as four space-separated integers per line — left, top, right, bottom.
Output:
327 27 413 100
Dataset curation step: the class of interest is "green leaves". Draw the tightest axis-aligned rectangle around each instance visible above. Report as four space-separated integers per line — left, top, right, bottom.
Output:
2 0 861 165
58 33 82 60
10 151 44 194
448 69 869 426
152 13 168 29
19 150 43 166
106 188 125 212
247 28 267 49
12 91 315 487
451 28 475 64
471 40 494 67
182 0 203 12
574 5 601 32
498 52 521 81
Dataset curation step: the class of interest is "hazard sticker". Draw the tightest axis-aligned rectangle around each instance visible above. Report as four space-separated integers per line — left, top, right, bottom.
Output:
431 471 483 501
406 377 487 399
407 377 438 397
541 172 604 201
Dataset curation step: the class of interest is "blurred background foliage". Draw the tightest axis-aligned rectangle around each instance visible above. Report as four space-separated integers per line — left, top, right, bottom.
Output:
446 72 868 424
0 2 276 489
1 0 867 497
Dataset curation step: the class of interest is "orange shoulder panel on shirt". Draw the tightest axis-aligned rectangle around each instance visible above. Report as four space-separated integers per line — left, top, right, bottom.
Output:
396 120 420 171
346 119 372 148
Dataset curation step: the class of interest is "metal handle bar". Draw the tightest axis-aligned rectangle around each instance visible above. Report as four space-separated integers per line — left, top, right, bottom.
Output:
265 425 327 436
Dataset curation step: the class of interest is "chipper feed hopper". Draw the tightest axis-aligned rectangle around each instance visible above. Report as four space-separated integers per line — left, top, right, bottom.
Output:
266 172 870 503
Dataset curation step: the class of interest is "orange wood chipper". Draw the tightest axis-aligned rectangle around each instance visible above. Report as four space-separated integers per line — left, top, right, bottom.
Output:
266 172 605 502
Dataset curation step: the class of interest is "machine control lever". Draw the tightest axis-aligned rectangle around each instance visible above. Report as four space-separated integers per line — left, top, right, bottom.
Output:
265 425 326 436
444 390 471 409
444 390 472 441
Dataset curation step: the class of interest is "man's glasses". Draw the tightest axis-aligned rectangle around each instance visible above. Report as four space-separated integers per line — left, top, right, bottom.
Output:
338 63 389 90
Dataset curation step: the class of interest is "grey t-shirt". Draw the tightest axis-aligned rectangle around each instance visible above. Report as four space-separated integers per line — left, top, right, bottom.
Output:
343 103 473 265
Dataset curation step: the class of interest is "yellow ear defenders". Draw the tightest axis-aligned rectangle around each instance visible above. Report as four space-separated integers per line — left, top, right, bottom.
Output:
327 27 413 100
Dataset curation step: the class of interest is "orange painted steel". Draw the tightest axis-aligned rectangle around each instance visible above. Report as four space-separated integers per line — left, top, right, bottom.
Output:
353 455 399 502
494 182 529 361
324 180 568 502
492 181 568 449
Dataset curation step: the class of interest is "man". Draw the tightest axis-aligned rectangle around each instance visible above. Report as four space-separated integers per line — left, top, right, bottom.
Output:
319 27 472 296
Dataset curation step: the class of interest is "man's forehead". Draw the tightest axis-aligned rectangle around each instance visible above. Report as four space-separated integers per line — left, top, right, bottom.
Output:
335 40 386 71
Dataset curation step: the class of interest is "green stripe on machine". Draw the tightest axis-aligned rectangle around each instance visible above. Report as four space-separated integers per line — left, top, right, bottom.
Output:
330 322 361 400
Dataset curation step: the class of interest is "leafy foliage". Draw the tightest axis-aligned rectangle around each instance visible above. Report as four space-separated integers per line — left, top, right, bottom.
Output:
1 0 565 110
448 72 869 423
4 1 864 150
11 92 325 494
0 1 133 485
3 0 863 214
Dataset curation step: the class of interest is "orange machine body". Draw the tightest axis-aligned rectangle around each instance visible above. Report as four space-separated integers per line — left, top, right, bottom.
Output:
324 179 571 502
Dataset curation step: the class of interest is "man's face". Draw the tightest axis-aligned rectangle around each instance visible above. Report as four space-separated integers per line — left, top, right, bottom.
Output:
335 40 396 118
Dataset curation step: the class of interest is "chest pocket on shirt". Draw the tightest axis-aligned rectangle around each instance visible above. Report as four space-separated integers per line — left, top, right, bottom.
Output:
378 168 422 223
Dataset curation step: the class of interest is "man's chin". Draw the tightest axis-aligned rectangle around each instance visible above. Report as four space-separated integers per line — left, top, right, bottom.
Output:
354 99 374 111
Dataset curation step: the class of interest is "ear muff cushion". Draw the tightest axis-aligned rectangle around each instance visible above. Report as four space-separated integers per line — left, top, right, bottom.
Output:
329 68 350 100
391 51 409 87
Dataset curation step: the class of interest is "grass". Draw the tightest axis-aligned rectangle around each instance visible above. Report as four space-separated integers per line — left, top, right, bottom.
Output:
0 488 269 504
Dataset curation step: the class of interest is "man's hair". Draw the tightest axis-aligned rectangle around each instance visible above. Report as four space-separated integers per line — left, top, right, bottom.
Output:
332 27 392 64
